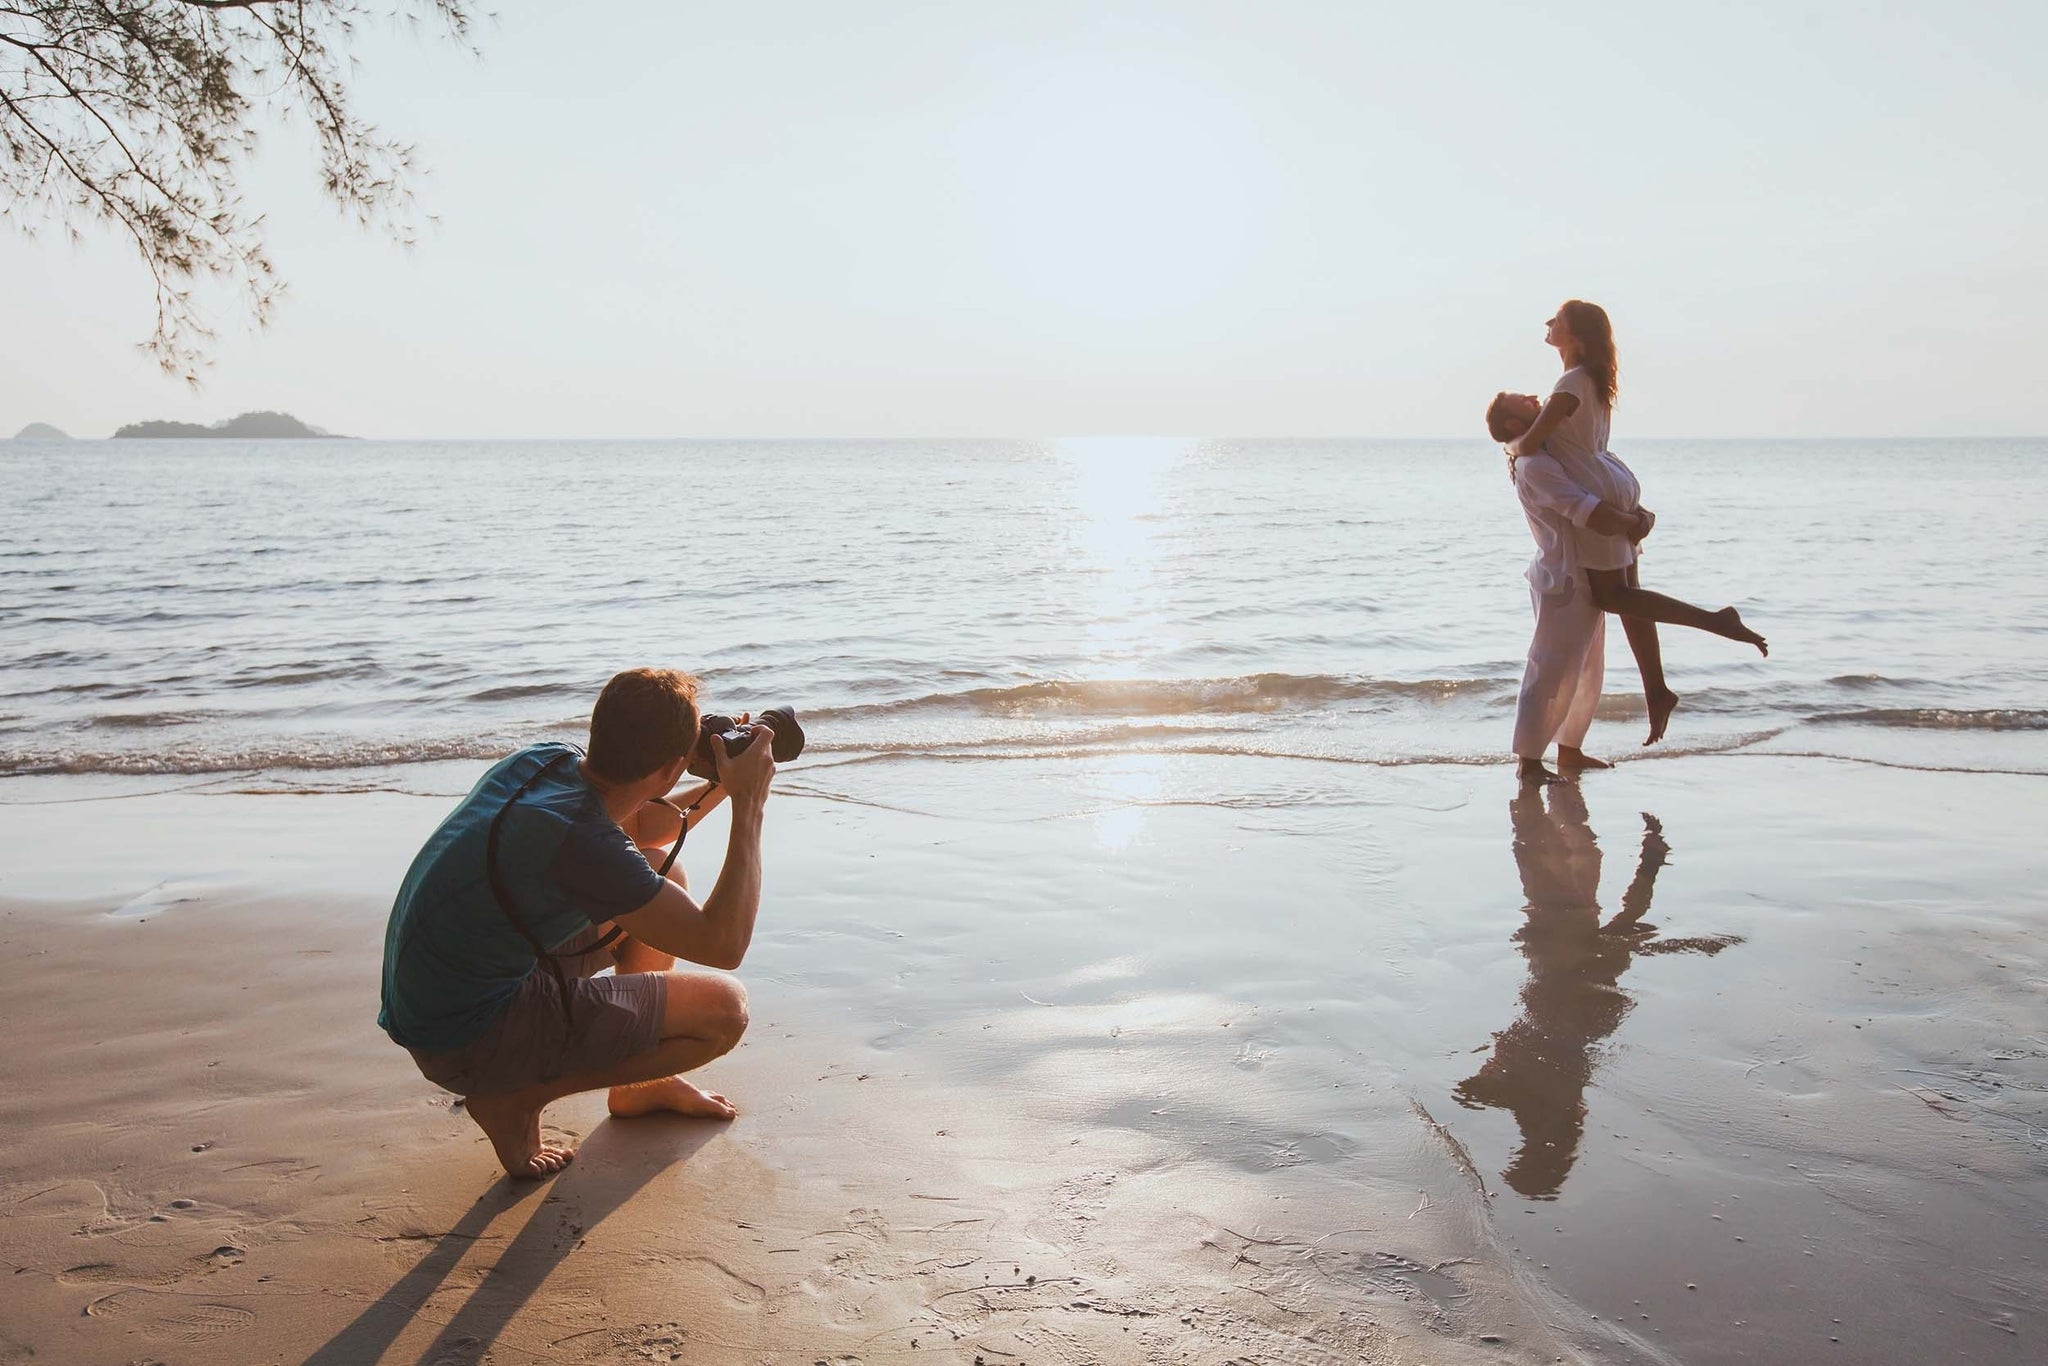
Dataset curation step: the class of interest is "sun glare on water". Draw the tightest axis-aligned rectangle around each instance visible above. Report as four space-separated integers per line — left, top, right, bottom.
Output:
1054 438 1191 852
1056 436 1190 669
1089 752 1168 853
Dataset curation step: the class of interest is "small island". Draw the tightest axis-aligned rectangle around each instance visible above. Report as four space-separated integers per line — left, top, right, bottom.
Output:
113 410 346 439
11 422 72 440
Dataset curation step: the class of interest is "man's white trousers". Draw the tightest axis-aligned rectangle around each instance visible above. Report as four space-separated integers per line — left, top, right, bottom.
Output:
1513 575 1604 761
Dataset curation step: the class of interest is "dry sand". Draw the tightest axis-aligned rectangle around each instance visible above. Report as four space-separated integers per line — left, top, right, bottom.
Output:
1 754 2043 1364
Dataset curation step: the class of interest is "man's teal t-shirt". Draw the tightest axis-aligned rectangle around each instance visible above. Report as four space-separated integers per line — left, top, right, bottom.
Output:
378 743 665 1053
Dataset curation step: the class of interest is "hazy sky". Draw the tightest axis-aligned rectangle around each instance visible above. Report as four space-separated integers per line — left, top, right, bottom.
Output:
5 0 2043 438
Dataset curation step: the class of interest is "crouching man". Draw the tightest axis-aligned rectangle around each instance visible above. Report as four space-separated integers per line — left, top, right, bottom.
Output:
378 667 772 1178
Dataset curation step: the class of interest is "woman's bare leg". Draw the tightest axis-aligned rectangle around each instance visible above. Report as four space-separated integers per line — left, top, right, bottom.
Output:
1614 566 1681 744
1587 567 1767 656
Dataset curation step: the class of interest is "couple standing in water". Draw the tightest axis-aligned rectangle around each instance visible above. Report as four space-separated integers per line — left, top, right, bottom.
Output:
1489 301 1768 783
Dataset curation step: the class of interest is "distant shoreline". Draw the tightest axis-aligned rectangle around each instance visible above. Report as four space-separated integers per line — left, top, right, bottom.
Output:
111 410 345 440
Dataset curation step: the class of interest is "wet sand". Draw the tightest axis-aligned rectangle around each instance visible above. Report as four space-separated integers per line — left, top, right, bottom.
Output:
1 754 2043 1364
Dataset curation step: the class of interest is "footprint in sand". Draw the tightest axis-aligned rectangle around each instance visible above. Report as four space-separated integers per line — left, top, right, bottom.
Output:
79 1287 255 1343
7 1178 148 1237
144 1302 257 1344
83 1289 145 1318
424 1332 484 1365
62 1260 182 1290
57 1240 246 1290
680 1254 769 1307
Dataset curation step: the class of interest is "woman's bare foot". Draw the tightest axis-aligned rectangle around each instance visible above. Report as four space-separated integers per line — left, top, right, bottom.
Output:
1558 746 1611 771
1517 757 1562 785
1712 607 1768 656
608 1075 738 1121
1645 687 1680 746
462 1092 575 1180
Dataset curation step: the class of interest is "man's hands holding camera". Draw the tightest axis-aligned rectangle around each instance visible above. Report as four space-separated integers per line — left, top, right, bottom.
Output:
712 713 777 809
685 704 803 811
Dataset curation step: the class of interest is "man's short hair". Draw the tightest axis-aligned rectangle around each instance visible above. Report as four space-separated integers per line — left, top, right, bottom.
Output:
1485 392 1525 443
588 668 701 782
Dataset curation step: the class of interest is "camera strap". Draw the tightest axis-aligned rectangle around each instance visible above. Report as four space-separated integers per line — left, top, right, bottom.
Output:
644 780 716 881
485 747 624 1031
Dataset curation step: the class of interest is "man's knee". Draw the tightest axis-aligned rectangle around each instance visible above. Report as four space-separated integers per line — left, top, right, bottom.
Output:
662 972 748 1054
716 978 750 1050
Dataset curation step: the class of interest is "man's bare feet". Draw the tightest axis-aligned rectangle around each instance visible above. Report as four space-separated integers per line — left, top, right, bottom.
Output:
1712 607 1768 656
463 1092 575 1180
1518 757 1563 785
608 1075 738 1121
1645 687 1680 746
1558 746 1611 771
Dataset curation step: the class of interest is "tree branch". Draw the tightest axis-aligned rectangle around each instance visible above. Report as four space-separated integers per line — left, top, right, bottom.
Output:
0 0 473 378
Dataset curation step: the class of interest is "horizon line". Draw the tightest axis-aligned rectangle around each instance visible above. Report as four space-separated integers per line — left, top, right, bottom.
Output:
15 431 2048 444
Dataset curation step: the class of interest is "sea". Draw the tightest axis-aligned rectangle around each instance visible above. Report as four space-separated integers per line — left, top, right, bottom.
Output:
3 436 2046 787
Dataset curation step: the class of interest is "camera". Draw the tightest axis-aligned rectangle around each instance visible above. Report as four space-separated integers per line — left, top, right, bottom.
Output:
686 705 805 781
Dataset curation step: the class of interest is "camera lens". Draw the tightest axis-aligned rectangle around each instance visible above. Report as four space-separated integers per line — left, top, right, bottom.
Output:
685 706 803 781
757 706 805 762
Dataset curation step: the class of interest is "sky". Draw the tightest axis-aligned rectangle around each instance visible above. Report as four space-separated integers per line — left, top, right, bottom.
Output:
4 0 2044 439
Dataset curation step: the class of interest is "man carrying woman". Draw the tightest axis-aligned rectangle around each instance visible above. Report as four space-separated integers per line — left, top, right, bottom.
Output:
1491 300 1767 783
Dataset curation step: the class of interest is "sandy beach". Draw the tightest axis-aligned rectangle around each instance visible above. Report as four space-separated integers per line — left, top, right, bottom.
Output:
2 752 2042 1365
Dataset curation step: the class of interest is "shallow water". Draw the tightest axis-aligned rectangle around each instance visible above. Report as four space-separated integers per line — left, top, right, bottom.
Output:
4 437 2046 779
690 753 2048 1363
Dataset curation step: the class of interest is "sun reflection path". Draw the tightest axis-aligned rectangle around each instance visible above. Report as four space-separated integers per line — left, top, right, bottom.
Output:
1052 441 1197 850
1090 752 1168 852
1055 437 1191 671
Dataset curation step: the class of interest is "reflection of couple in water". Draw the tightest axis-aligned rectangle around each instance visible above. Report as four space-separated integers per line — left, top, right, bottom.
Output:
1492 300 1769 784
1455 784 1739 1198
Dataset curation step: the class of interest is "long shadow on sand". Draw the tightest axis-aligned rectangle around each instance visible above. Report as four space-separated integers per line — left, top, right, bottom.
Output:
1453 784 1740 1199
301 1117 725 1366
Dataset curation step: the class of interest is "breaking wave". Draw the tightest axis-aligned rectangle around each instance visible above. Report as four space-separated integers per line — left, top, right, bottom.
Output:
2 671 2042 777
808 674 1513 722
1809 707 2048 731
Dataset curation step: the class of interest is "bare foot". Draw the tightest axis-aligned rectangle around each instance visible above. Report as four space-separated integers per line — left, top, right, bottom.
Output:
608 1075 738 1121
1518 758 1562 786
1558 746 1611 771
1645 687 1680 746
463 1092 575 1180
1713 607 1768 656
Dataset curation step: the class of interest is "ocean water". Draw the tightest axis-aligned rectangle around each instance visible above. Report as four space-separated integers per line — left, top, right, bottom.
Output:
3 436 2046 784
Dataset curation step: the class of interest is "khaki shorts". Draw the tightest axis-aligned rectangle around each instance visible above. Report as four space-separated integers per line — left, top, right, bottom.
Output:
408 927 667 1098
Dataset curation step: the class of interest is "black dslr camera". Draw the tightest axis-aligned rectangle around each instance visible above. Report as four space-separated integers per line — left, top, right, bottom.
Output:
686 705 805 782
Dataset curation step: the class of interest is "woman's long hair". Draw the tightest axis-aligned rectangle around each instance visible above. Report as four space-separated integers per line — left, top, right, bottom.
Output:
1560 300 1618 410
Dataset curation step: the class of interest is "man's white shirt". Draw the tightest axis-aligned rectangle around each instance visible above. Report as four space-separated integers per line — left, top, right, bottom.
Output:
1513 453 1603 598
